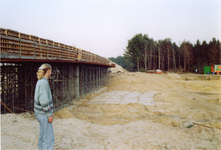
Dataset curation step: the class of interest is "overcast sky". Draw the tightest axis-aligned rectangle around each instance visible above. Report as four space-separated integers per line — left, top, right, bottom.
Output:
0 0 220 58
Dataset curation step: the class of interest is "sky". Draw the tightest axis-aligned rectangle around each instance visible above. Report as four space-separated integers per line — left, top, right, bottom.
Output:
0 0 221 58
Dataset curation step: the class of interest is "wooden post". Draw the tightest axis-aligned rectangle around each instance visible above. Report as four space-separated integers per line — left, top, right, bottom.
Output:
1 101 14 114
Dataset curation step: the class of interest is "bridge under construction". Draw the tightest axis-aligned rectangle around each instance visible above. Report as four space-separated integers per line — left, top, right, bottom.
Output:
0 27 115 114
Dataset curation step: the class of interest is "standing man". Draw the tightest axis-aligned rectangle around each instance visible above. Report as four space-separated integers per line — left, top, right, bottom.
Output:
34 63 54 150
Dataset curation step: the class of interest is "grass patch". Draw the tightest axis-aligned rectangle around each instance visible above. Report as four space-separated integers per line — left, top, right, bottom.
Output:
186 124 194 128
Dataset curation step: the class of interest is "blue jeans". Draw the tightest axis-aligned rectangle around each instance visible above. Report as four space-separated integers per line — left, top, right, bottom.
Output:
35 113 54 150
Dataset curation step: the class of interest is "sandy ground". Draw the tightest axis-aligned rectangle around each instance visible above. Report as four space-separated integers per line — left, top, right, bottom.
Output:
1 72 221 150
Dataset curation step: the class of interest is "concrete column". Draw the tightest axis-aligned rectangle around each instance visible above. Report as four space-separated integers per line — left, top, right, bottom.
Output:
74 65 79 99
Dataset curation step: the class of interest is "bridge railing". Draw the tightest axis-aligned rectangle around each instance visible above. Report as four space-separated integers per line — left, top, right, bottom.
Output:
0 27 115 67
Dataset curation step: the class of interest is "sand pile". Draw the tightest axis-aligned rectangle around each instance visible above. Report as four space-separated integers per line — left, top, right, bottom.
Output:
54 108 75 119
109 62 127 73
71 103 151 125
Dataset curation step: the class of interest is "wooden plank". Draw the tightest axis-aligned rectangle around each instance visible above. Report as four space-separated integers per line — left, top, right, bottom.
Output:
46 39 53 46
53 41 60 47
60 43 65 48
0 28 7 36
39 38 47 45
65 45 69 49
29 35 39 43
6 29 19 38
19 32 29 40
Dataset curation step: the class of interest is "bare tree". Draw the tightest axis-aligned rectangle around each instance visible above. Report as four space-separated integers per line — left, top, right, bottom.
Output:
172 43 176 70
158 40 163 70
163 38 172 70
158 46 161 70
143 39 148 71
147 39 153 70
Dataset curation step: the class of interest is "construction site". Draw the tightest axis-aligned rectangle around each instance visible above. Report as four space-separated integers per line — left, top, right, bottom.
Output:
1 28 221 149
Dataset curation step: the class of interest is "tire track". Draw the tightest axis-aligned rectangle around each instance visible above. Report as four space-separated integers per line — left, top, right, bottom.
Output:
152 75 206 101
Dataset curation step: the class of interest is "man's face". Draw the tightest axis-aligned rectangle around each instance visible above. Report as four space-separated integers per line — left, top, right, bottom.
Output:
48 68 52 76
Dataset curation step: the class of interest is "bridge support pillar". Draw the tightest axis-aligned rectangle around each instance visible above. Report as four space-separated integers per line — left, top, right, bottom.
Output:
74 65 79 99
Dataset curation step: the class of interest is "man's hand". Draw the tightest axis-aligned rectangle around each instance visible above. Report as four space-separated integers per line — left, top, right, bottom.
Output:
48 116 53 123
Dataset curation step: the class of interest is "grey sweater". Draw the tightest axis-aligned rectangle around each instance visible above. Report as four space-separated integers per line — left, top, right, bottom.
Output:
34 77 53 117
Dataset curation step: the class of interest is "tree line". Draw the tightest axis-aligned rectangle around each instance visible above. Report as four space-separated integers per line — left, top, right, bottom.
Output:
110 34 221 73
109 55 135 72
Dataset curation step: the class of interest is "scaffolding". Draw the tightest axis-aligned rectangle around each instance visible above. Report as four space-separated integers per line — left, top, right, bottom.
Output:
0 62 110 114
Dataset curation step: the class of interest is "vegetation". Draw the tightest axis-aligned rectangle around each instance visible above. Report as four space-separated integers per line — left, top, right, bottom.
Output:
186 124 194 128
110 34 220 73
109 56 135 72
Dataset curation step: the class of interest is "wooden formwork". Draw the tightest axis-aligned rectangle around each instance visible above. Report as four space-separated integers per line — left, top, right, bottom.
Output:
64 45 69 50
6 29 19 38
92 54 96 61
41 45 48 53
46 45 55 58
19 33 29 40
29 35 39 43
0 27 115 67
1 38 19 55
0 28 7 36
46 39 53 46
60 43 65 49
77 48 82 59
81 50 89 61
96 55 102 63
69 46 74 50
39 38 47 45
69 50 78 59
51 46 60 58
53 41 60 47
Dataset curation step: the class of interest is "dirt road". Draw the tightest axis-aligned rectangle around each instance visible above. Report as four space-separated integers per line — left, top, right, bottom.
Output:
1 72 221 149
